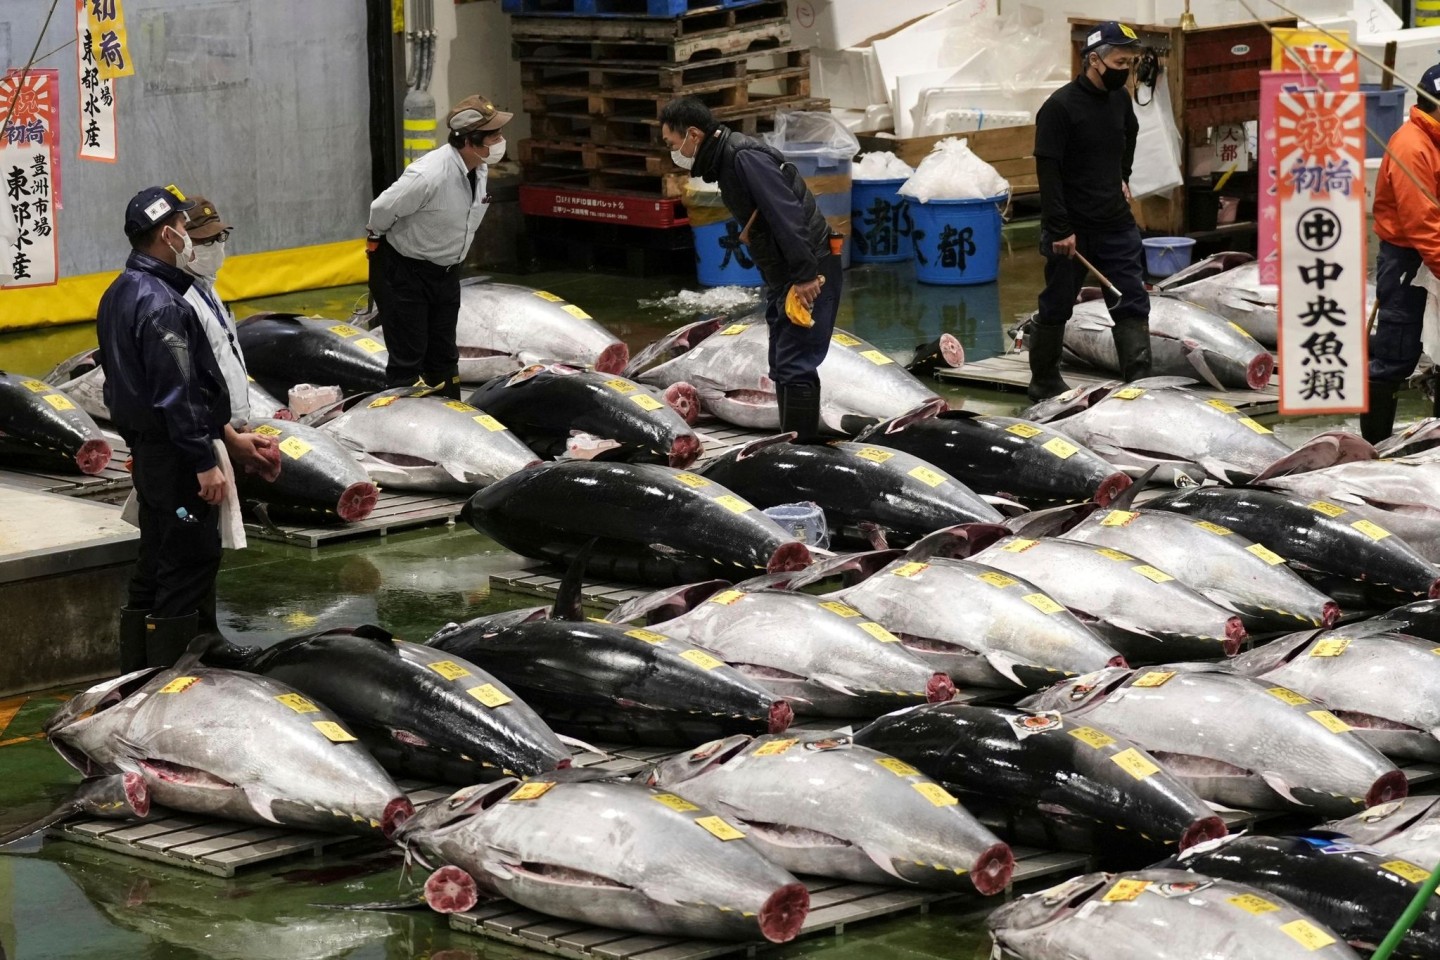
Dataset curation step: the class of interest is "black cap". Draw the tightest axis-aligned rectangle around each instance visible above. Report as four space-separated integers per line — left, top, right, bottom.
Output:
123 185 195 237
1421 63 1440 99
1081 21 1139 56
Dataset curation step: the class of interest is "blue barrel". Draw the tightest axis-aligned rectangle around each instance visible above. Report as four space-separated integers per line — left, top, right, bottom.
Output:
850 178 912 263
909 195 1005 286
1360 83 1405 159
782 143 853 268
692 218 763 287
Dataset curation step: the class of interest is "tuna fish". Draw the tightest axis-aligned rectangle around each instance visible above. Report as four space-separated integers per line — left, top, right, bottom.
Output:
237 418 379 523
460 460 812 586
1055 292 1273 391
43 348 293 422
45 646 413 838
1376 418 1440 459
697 435 1003 547
857 404 1132 507
645 732 1014 893
1254 449 1440 519
205 625 572 779
1327 796 1440 871
988 869 1361 960
465 364 702 467
0 370 111 475
1161 833 1440 956
316 389 539 493
236 313 389 399
1146 486 1440 601
629 318 945 435
1377 599 1440 642
0 773 152 846
854 704 1225 852
447 280 628 380
1022 667 1407 815
606 577 956 716
395 778 809 942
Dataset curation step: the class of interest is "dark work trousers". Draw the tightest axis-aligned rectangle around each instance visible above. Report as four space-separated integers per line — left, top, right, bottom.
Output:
1035 225 1149 327
128 441 222 624
1369 240 1427 383
374 240 462 398
765 253 844 387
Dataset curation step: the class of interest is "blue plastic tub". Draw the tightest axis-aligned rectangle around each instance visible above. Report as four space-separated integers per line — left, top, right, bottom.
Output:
1142 236 1197 278
782 143 853 268
763 502 829 549
692 218 763 288
1360 83 1406 159
850 178 912 263
909 195 1005 286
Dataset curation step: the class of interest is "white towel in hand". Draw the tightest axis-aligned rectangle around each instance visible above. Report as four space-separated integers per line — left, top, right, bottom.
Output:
213 439 247 550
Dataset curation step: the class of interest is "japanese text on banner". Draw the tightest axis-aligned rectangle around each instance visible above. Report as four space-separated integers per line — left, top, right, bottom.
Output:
0 70 60 287
77 0 118 161
87 0 134 80
1275 86 1367 415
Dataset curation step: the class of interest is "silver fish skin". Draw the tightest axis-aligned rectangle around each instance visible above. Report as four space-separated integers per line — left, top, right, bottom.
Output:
1258 451 1440 520
1326 796 1440 871
48 359 289 424
454 280 627 379
646 732 1014 893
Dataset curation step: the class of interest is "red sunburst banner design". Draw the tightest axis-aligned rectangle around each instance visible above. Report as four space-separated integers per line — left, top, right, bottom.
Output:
0 69 60 287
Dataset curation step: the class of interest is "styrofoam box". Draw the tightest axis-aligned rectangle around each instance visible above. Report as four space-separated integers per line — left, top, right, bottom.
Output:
789 0 954 51
811 46 888 111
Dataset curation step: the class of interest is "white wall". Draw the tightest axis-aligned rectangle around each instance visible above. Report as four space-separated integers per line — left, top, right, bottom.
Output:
423 0 530 141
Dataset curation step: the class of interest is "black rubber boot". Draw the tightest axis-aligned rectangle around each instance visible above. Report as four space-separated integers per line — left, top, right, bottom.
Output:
778 382 822 443
1361 380 1401 444
1025 324 1071 403
119 607 150 675
1110 318 1154 383
144 613 199 670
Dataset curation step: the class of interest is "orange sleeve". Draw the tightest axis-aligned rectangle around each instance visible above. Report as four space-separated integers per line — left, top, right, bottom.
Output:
1385 136 1440 275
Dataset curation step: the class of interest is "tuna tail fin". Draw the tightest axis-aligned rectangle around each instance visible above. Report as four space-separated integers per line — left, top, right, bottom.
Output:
608 580 732 626
552 539 597 622
1109 465 1158 512
0 799 82 847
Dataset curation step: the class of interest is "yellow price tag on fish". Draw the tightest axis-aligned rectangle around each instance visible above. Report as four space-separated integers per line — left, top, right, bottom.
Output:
20 379 48 392
1023 593 1064 615
652 793 699 812
854 447 895 464
820 601 861 618
369 395 398 408
275 693 319 713
313 720 357 743
354 337 386 354
1309 501 1347 518
1382 860 1432 884
859 350 894 366
533 290 565 303
859 621 900 643
508 781 555 801
444 400 476 412
1310 638 1350 658
561 304 591 320
831 332 862 347
720 323 751 335
329 324 361 337
1095 548 1132 562
1351 519 1391 541
1042 437 1078 459
1194 520 1233 536
473 414 506 431
1102 879 1149 902
428 660 472 681
713 495 752 514
625 628 668 645
912 782 959 807
1069 727 1116 749
709 589 746 606
160 676 200 694
43 393 75 411
1237 417 1272 434
1002 539 1038 553
1280 919 1336 950
892 562 929 578
1308 710 1351 733
631 394 664 411
1267 686 1310 706
603 378 637 394
1101 510 1139 527
1132 671 1176 688
254 424 284 437
675 472 710 488
279 437 312 460
681 649 725 671
1113 387 1146 400
1228 893 1280 915
1246 543 1286 565
978 571 1018 588
753 738 797 757
875 757 919 777
695 815 746 840
1206 399 1239 414
1132 564 1174 584
468 684 512 708
1110 748 1160 780
1006 422 1044 438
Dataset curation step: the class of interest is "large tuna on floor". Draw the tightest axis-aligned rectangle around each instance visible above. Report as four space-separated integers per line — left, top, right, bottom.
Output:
44 644 413 838
629 317 945 435
0 371 111 475
1022 667 1406 815
607 577 956 717
465 364 701 467
236 313 389 399
444 280 627 380
237 418 379 523
988 869 1361 960
1327 796 1440 871
460 460 811 585
646 732 1014 892
316 389 539 493
1160 833 1440 955
396 778 809 942
42 348 292 422
205 625 571 779
1147 486 1440 601
857 404 1132 507
854 704 1225 853
1055 292 1273 391
697 435 1002 547
1254 448 1440 519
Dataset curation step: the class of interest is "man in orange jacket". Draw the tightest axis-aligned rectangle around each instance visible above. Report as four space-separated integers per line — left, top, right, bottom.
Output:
1364 65 1440 442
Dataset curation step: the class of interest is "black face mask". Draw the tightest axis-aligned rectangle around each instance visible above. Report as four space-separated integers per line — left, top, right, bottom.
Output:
1098 63 1130 91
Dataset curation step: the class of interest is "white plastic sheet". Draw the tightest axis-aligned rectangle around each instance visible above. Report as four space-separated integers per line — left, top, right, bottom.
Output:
1128 70 1184 200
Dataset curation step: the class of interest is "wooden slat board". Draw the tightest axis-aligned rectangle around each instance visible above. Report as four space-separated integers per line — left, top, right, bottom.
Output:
244 490 468 548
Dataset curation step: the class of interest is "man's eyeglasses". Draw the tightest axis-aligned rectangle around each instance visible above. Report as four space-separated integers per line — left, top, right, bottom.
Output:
194 230 230 246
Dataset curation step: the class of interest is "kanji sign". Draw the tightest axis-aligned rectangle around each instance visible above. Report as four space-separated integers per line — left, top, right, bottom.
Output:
0 69 60 287
1275 84 1366 414
87 0 134 80
76 0 118 161
1212 124 1249 173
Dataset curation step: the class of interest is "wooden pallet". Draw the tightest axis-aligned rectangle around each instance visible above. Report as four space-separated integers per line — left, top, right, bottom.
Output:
244 490 466 548
521 45 803 97
0 433 133 499
448 846 1093 959
502 0 771 19
934 353 1281 417
523 78 812 128
511 3 790 64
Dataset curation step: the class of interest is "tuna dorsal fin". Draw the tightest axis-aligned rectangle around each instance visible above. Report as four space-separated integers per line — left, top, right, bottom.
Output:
1109 465 1158 511
350 624 397 644
553 539 596 621
728 433 796 461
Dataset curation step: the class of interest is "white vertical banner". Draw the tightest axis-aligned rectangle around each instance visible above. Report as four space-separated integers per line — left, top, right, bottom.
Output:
0 69 60 288
1275 86 1367 415
76 0 118 162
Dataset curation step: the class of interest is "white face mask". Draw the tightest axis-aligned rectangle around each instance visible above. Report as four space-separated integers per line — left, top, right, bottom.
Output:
164 225 194 267
483 136 506 165
187 240 226 281
671 131 696 171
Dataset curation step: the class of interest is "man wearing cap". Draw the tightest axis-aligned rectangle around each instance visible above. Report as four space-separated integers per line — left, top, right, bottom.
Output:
96 186 274 671
1028 20 1150 402
179 196 252 427
1361 65 1440 442
367 94 511 399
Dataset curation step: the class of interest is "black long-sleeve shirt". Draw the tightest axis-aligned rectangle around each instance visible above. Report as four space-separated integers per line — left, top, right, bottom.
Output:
1033 74 1139 236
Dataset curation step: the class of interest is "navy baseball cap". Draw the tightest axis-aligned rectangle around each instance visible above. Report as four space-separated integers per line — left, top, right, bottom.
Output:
1421 63 1440 99
1082 21 1140 55
123 185 195 237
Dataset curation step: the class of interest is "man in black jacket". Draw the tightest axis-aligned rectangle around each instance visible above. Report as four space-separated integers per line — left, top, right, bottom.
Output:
661 97 840 440
1029 20 1150 402
97 186 273 669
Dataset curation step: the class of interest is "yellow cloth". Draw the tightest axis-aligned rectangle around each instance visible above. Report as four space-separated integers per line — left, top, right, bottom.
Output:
784 285 814 328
